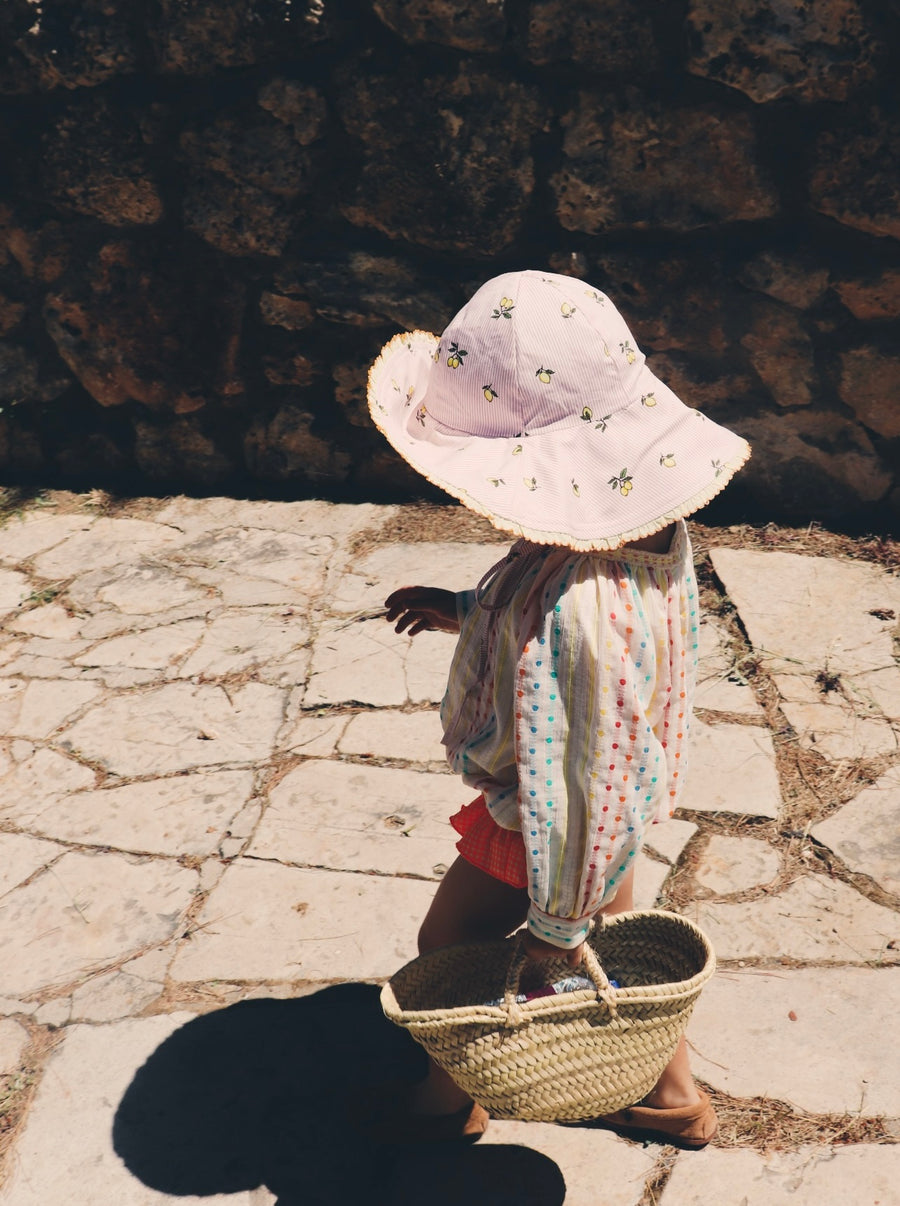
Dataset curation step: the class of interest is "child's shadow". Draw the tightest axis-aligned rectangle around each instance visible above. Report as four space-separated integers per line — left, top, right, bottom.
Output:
113 984 566 1205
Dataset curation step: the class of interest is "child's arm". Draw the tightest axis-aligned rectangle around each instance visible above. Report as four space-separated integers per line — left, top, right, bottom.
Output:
514 562 658 954
384 586 460 635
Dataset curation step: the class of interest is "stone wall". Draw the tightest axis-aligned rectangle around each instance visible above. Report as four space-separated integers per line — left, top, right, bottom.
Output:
1 0 898 529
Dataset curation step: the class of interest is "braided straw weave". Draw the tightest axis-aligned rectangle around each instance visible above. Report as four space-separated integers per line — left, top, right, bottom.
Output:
381 910 715 1122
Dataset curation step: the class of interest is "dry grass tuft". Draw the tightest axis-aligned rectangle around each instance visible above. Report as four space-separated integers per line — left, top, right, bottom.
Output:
0 1026 64 1184
709 1087 895 1152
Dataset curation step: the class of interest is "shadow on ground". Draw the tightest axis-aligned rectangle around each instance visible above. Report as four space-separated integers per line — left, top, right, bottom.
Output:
113 984 566 1205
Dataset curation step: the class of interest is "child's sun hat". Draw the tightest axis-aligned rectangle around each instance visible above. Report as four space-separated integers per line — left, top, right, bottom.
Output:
367 270 750 550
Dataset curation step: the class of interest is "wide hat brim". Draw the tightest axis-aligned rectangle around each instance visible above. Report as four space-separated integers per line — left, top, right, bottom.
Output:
367 277 750 550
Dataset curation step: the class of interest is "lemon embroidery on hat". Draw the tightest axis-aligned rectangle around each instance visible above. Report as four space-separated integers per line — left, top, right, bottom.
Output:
392 379 415 406
492 297 514 320
415 404 427 425
641 392 658 407
512 443 524 455
609 468 634 496
712 458 724 477
488 477 505 486
584 289 606 305
581 406 610 431
483 384 498 402
523 477 538 491
560 302 577 319
447 341 467 368
620 340 637 364
572 479 581 496
660 452 676 468
536 366 555 384
433 343 441 363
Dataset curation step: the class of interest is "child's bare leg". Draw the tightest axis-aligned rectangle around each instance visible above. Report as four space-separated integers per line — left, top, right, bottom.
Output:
412 857 529 1115
600 866 701 1110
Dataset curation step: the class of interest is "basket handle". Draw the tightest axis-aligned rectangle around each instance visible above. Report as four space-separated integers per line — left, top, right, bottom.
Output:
503 929 619 1027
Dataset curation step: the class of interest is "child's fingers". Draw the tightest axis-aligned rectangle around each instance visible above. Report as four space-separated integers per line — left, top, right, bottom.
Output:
384 586 427 608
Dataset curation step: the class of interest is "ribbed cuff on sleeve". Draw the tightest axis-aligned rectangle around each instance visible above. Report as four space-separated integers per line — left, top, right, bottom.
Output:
526 903 592 950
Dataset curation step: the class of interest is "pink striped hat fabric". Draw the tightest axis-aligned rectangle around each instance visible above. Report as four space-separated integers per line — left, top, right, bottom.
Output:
367 270 751 550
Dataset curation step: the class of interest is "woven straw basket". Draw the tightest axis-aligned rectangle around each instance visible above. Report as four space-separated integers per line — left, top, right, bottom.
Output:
381 910 715 1122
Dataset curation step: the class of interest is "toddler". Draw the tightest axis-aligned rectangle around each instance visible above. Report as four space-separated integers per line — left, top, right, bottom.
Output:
366 270 750 1147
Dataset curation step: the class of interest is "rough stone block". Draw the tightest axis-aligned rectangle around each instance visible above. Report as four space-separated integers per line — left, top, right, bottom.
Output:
685 0 878 103
553 92 778 233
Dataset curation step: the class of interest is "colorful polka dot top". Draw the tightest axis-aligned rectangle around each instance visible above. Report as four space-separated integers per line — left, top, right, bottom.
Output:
440 519 699 950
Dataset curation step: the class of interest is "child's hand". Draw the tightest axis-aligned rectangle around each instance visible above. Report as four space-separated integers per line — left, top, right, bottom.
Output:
384 586 460 636
522 931 585 969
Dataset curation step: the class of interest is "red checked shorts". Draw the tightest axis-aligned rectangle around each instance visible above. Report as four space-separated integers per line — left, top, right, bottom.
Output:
450 794 528 889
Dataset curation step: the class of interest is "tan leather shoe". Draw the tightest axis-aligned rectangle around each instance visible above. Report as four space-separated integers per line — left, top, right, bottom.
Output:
592 1088 718 1148
350 1083 490 1145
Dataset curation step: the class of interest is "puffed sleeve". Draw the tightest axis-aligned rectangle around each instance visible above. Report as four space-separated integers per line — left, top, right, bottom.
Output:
515 554 680 950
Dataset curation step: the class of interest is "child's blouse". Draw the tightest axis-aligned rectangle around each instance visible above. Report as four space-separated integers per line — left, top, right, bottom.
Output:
440 519 699 950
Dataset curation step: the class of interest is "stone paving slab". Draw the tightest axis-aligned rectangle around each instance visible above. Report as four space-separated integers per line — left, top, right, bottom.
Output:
23 770 257 856
688 874 900 963
0 745 97 825
169 860 436 984
252 759 462 879
337 707 446 763
694 835 780 895
0 676 101 739
644 817 697 865
0 1016 276 1206
811 763 900 897
0 851 198 999
695 615 763 716
773 671 897 759
0 495 898 1202
689 967 900 1115
330 541 501 614
305 618 456 707
0 830 65 894
683 719 781 817
0 511 96 566
0 1017 29 1074
29 517 186 579
660 1143 900 1205
709 548 900 678
464 1120 656 1206
59 681 285 776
